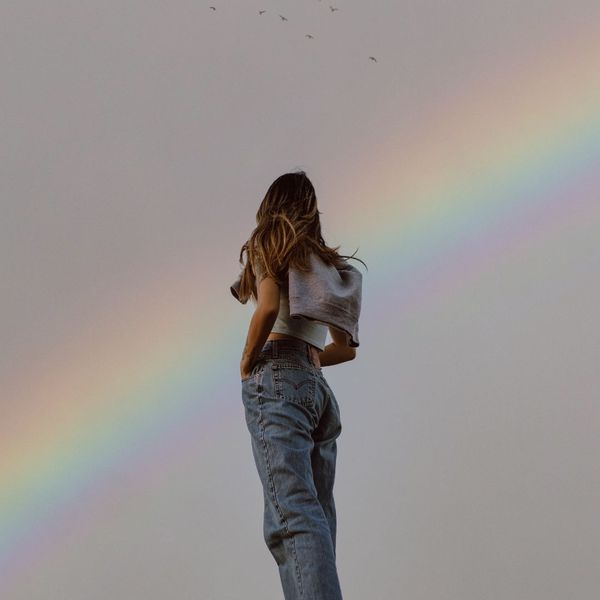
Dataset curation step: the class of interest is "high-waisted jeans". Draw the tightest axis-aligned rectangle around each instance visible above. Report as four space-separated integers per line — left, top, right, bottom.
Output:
241 338 344 599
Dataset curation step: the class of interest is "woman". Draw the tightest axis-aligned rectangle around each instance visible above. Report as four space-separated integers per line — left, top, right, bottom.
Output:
231 170 366 600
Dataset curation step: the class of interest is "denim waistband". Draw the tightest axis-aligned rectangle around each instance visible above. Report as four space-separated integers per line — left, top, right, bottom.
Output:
258 338 317 366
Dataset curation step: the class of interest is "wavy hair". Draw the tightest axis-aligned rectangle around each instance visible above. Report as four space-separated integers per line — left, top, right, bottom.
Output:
236 170 367 304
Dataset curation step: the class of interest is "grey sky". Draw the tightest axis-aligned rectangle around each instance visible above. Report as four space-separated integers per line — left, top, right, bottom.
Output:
2 2 599 599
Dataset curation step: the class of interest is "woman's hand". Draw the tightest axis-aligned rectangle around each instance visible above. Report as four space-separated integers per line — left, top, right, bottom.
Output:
240 356 255 380
240 302 279 380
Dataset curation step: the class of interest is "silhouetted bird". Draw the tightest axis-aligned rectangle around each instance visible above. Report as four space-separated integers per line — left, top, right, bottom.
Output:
210 3 382 65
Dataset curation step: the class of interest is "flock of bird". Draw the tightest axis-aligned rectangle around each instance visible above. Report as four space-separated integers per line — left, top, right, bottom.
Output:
208 4 378 63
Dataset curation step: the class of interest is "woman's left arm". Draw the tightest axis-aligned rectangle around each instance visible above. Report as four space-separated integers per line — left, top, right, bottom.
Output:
240 307 278 377
240 275 280 378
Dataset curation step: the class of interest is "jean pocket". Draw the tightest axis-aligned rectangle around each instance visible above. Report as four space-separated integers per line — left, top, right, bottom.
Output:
241 360 267 384
272 365 316 408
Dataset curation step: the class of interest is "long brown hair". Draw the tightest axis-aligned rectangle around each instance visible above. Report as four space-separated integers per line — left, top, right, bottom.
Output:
236 170 367 304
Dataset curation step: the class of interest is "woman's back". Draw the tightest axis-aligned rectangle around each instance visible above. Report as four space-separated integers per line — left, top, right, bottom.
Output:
253 258 329 352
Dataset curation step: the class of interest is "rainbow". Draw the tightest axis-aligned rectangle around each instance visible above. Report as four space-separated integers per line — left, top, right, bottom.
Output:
1 20 599 594
334 25 599 313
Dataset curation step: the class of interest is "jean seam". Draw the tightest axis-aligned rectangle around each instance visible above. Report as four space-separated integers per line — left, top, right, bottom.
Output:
257 404 304 596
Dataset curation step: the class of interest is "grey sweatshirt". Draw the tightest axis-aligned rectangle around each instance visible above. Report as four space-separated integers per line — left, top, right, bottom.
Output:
230 252 363 347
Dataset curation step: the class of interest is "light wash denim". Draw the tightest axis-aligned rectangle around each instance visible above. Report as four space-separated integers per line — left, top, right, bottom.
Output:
241 338 344 599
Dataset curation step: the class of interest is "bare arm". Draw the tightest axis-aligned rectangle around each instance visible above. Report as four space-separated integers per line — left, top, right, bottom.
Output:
318 326 356 367
240 274 280 377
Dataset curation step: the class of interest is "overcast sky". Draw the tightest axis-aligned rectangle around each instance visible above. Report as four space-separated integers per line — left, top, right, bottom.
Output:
2 2 599 599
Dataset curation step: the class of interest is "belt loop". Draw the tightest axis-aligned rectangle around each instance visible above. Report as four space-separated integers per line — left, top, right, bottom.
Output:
272 341 278 358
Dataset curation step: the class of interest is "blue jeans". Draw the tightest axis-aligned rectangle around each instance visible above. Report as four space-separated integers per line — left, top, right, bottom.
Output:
241 338 344 600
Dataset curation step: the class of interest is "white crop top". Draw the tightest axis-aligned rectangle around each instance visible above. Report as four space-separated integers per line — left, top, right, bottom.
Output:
253 261 328 352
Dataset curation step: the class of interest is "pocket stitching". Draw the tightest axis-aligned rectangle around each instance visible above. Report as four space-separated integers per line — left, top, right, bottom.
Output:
278 377 312 391
241 362 267 383
273 370 316 408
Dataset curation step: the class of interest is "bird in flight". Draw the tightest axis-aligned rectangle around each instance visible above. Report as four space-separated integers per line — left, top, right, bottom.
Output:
208 4 379 64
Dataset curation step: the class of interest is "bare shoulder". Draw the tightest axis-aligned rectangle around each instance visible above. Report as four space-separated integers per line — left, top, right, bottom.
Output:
256 273 281 314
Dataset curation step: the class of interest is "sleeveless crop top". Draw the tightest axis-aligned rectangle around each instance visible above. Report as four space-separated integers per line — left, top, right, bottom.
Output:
254 261 328 352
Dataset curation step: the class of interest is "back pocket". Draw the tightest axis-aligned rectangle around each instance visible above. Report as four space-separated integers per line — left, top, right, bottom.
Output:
272 364 316 409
